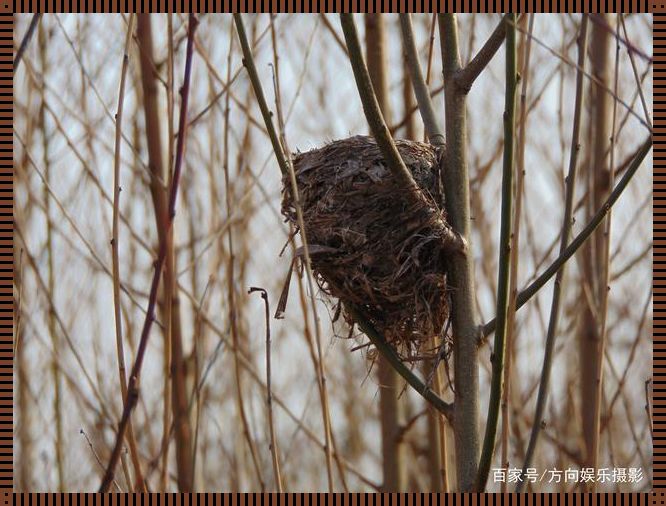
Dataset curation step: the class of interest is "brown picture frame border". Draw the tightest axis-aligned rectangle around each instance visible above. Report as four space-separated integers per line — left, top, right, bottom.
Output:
9 4 657 501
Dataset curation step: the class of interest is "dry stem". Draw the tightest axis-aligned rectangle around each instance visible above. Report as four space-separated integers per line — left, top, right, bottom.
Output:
249 287 283 492
110 13 146 493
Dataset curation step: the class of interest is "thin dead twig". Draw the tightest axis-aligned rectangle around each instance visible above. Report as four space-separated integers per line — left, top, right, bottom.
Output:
619 15 652 128
110 13 146 493
80 429 122 492
501 13 534 493
248 287 283 492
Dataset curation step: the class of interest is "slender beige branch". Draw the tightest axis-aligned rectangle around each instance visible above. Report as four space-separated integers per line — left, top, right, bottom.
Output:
98 13 198 492
110 13 146 493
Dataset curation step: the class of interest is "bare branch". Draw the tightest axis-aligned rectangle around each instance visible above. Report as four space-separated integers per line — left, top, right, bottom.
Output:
455 15 509 93
476 13 517 492
110 13 146 493
347 304 453 421
517 16 587 489
339 13 420 192
482 136 651 341
249 287 283 492
398 14 445 147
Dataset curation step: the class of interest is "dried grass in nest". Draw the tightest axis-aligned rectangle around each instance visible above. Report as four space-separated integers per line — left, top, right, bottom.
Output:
281 135 453 360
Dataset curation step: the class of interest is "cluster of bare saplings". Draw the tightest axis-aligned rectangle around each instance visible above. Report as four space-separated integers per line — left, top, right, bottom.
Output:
14 13 652 492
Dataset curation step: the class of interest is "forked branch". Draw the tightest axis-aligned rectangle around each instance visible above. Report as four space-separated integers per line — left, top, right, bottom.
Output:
455 15 510 93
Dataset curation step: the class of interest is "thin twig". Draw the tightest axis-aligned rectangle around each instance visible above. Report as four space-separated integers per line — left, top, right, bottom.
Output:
110 13 146 493
14 14 41 74
340 14 420 192
425 14 437 86
15 126 163 329
513 20 651 131
501 13 534 493
273 14 351 490
619 15 652 128
80 429 122 492
389 84 445 135
476 13 516 492
14 190 113 423
481 138 652 340
160 12 175 491
319 13 348 56
233 15 289 177
347 304 453 420
645 379 653 441
13 249 23 357
398 14 445 147
516 17 588 490
271 14 338 490
249 287 283 492
226 18 266 491
190 276 214 487
588 12 653 64
589 14 621 490
98 13 198 492
171 280 382 491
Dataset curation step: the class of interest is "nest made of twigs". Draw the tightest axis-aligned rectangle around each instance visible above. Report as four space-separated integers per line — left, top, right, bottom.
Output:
281 135 453 359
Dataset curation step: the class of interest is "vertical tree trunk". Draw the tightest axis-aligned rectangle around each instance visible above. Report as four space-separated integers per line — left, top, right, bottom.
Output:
579 14 612 491
438 14 481 492
365 13 406 492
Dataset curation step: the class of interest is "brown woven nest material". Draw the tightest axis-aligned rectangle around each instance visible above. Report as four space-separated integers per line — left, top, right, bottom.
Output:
281 135 454 359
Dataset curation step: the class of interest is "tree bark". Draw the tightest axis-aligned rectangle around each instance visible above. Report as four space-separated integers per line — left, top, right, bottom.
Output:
438 14 481 491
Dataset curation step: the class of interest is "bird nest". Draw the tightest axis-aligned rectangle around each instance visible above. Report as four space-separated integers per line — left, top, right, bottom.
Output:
280 135 455 360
